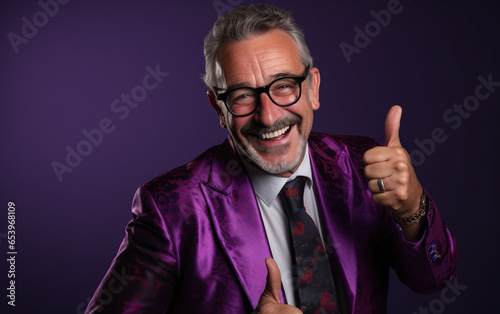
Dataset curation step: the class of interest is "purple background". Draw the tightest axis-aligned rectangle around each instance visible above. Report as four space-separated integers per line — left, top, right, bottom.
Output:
1 0 499 313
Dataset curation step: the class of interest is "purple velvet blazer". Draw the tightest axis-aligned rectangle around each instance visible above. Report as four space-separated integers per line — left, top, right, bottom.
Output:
86 133 457 313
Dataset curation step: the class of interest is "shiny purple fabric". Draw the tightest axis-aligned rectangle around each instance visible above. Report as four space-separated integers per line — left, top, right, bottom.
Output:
85 133 457 313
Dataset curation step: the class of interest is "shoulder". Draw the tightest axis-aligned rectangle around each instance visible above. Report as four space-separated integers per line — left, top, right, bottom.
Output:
308 132 381 161
138 141 223 203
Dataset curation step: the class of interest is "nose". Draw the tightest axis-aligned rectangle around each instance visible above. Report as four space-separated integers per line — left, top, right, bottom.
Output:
253 92 282 127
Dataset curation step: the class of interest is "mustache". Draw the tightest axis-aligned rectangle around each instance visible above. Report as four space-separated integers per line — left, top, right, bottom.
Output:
240 113 302 137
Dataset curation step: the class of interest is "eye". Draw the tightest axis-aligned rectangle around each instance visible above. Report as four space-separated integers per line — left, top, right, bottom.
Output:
228 89 256 104
276 84 292 90
271 78 298 95
234 93 252 101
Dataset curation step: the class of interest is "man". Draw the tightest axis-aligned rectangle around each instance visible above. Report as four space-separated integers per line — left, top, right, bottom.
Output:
86 4 456 313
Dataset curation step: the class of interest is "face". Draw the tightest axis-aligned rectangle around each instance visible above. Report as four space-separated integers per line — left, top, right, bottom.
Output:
210 30 321 177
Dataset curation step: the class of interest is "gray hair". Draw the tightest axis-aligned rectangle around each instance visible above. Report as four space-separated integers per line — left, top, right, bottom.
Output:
203 4 313 91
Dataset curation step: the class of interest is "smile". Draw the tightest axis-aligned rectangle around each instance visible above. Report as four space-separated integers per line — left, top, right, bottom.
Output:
259 125 291 140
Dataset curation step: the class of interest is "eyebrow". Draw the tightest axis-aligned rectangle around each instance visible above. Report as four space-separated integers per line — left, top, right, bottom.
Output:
224 71 301 92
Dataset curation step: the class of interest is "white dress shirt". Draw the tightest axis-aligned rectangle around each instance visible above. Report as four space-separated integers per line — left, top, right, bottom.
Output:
242 145 325 306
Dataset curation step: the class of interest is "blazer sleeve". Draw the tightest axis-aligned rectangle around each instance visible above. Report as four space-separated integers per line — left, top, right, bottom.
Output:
389 191 457 293
85 187 178 313
343 134 457 293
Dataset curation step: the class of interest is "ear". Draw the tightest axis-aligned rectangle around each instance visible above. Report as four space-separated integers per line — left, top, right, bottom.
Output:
309 67 321 110
207 90 227 128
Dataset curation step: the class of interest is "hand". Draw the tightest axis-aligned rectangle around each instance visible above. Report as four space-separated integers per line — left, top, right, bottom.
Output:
255 258 302 314
363 106 423 217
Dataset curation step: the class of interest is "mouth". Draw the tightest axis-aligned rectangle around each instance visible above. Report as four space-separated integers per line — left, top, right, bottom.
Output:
259 125 291 140
240 113 302 144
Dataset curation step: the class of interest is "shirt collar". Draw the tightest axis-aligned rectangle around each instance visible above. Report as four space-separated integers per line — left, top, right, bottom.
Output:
242 145 313 207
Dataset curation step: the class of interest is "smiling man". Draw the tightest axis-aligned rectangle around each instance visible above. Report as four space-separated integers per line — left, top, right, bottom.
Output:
86 5 456 314
210 29 318 177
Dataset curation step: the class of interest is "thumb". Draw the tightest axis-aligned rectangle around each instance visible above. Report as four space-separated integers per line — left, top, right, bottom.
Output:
385 105 402 147
263 257 282 303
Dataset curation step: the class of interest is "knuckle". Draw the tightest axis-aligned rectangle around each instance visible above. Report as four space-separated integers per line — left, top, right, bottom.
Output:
394 189 409 201
391 203 402 212
398 173 409 185
394 160 408 172
394 147 408 158
395 147 404 155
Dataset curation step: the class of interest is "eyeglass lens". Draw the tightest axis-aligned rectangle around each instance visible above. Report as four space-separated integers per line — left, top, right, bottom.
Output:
227 77 301 116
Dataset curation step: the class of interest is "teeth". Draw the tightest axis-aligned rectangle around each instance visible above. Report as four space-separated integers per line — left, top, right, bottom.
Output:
260 125 290 140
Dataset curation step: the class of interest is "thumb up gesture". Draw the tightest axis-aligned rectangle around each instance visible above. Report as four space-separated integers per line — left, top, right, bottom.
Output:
363 106 423 218
254 258 302 313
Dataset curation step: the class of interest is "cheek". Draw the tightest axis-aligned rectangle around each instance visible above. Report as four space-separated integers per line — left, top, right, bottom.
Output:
294 103 314 122
228 117 248 138
297 105 315 133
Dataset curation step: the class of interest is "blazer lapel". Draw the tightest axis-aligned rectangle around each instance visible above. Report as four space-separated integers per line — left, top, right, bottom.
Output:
200 138 272 309
309 135 359 313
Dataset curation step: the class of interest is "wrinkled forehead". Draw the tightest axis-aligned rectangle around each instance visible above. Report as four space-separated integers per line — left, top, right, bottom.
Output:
214 30 303 90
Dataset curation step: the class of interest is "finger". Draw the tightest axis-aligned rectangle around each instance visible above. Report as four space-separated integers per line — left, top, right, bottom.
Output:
368 178 391 194
364 163 394 180
385 105 402 147
264 257 282 303
371 192 400 209
363 146 392 164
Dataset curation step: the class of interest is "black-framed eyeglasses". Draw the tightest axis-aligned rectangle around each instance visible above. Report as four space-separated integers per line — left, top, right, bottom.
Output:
214 67 310 117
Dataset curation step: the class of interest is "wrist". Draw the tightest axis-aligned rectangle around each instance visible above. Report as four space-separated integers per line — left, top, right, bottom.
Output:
392 191 428 225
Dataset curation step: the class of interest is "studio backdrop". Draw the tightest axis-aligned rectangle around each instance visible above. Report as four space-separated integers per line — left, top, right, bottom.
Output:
1 0 499 313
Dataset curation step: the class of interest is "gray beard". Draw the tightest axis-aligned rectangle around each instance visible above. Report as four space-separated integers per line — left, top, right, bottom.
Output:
237 112 306 174
240 133 307 174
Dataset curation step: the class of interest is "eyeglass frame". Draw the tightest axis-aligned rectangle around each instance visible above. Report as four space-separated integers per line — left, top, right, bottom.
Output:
213 67 310 117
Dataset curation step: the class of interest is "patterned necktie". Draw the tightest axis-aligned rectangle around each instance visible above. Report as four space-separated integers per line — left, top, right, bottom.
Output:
279 176 339 314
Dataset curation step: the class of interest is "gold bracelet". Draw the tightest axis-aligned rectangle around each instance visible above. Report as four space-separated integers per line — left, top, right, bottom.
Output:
393 192 428 225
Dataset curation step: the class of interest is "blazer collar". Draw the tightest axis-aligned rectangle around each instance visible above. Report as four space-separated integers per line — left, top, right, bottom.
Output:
200 137 272 308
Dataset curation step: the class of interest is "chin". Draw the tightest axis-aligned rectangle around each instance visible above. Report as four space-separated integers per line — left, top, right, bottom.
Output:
241 138 306 175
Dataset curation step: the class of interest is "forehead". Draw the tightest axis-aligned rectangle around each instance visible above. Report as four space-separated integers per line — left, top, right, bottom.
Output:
216 30 303 88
